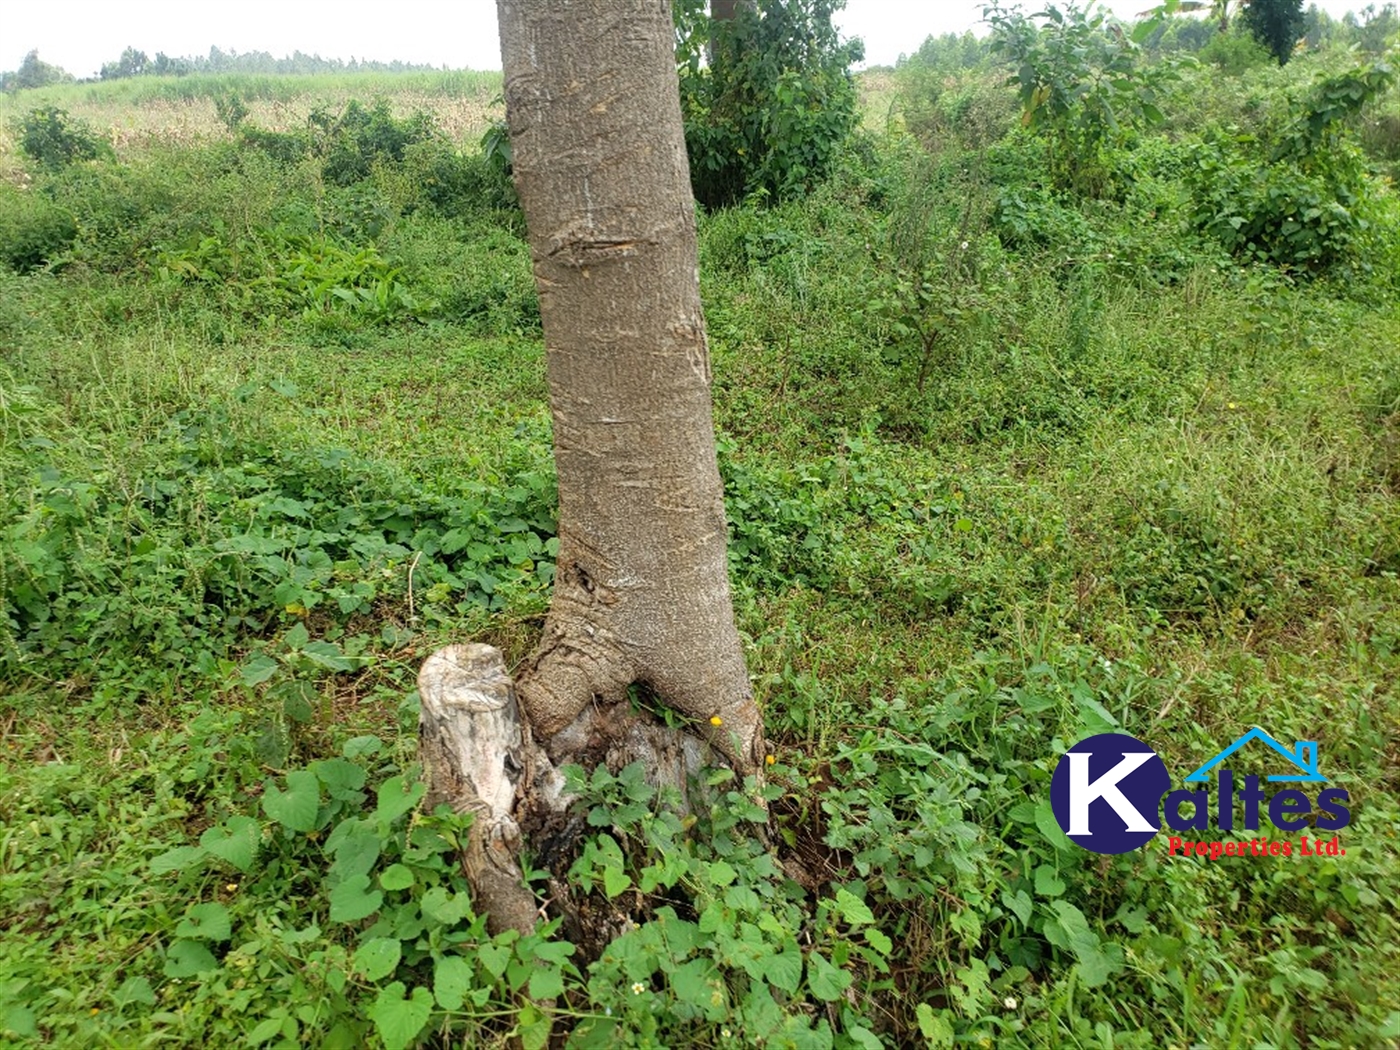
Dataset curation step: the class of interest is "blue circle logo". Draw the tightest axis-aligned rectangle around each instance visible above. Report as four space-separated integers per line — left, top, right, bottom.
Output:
1050 733 1170 854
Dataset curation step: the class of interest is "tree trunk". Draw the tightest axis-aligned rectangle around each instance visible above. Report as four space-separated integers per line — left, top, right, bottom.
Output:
419 0 765 939
498 0 762 777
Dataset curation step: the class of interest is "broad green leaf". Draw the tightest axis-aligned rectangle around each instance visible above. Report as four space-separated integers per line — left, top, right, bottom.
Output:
200 816 260 872
313 758 367 799
150 845 206 875
368 982 432 1050
113 976 155 1007
518 1003 553 1050
602 865 630 899
247 1017 284 1045
419 885 471 926
329 822 380 883
353 938 402 981
833 886 874 926
806 951 851 1001
1034 865 1066 898
176 902 232 942
303 639 361 672
240 652 280 687
164 939 217 978
528 965 564 1001
1035 799 1075 853
706 860 737 887
380 864 414 891
864 927 893 956
917 1003 955 1047
478 942 510 979
375 776 426 826
284 622 309 649
433 955 473 1011
330 873 383 923
1003 888 1033 926
1 1007 38 1039
262 770 320 832
766 942 803 994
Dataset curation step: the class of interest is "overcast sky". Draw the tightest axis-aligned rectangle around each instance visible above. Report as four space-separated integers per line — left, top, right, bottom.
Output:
1 0 1376 79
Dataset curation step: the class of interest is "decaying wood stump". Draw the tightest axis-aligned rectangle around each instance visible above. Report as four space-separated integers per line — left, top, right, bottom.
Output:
418 642 726 937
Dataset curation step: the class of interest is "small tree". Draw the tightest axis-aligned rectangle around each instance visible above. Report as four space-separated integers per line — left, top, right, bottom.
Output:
986 2 1176 195
100 47 150 80
6 50 71 91
1240 0 1306 64
675 0 864 207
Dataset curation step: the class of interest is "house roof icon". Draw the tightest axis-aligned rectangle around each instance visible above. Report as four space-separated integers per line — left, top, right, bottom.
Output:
1183 727 1327 783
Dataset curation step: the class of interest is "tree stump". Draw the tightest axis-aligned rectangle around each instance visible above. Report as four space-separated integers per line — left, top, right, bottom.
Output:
418 642 725 938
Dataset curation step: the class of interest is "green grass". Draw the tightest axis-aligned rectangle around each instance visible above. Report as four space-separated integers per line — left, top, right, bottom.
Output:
2 57 1399 1049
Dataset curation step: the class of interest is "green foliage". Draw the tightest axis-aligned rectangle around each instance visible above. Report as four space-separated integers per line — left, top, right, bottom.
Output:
1197 25 1273 74
3 63 1400 1050
0 191 77 272
1186 58 1397 269
2 50 72 92
213 91 250 132
985 2 1181 195
1240 0 1307 65
101 47 151 81
675 0 863 207
13 107 111 171
311 99 438 187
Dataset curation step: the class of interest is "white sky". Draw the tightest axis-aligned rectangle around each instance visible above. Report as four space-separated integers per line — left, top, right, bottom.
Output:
0 0 1376 79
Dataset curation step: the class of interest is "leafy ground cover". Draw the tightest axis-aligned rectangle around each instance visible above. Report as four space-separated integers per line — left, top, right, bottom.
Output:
2 22 1399 1048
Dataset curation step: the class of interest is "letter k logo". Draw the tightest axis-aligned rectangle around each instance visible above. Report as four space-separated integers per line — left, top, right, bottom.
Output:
1050 733 1170 854
1066 752 1157 835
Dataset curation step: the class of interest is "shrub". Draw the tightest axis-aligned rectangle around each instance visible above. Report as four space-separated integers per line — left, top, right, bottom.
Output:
1197 26 1273 75
0 189 77 273
312 99 438 187
238 125 311 166
1186 59 1397 270
14 108 111 171
406 140 517 218
675 0 863 208
985 2 1179 196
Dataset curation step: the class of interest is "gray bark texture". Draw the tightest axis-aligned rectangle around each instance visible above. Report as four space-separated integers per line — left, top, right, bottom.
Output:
416 0 768 941
498 0 763 775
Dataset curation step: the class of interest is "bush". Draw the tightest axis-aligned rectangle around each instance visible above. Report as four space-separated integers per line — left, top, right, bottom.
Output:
675 0 863 207
406 140 517 218
0 189 77 273
1197 26 1273 75
14 108 111 171
1186 59 1397 270
312 99 437 187
238 125 311 166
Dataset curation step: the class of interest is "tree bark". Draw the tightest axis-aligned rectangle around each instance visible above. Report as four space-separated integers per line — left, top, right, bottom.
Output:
421 0 766 939
497 0 763 776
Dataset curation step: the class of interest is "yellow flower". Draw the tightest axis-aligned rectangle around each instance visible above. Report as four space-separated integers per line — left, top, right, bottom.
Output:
226 883 239 893
710 716 723 726
765 755 776 766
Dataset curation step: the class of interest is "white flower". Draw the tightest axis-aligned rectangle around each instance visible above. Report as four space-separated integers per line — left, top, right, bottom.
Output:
960 241 970 250
631 982 647 995
1004 996 1018 1009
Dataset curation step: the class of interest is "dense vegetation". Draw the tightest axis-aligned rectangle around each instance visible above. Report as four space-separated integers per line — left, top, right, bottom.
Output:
2 4 1399 1047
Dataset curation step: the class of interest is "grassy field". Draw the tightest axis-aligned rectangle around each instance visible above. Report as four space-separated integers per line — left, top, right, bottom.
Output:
1 40 1399 1050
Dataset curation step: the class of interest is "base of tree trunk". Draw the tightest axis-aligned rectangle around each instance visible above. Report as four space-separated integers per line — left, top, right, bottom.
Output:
418 643 723 940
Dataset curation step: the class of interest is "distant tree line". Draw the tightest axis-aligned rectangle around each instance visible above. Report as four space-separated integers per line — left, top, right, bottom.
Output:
891 1 1397 72
1 45 449 91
